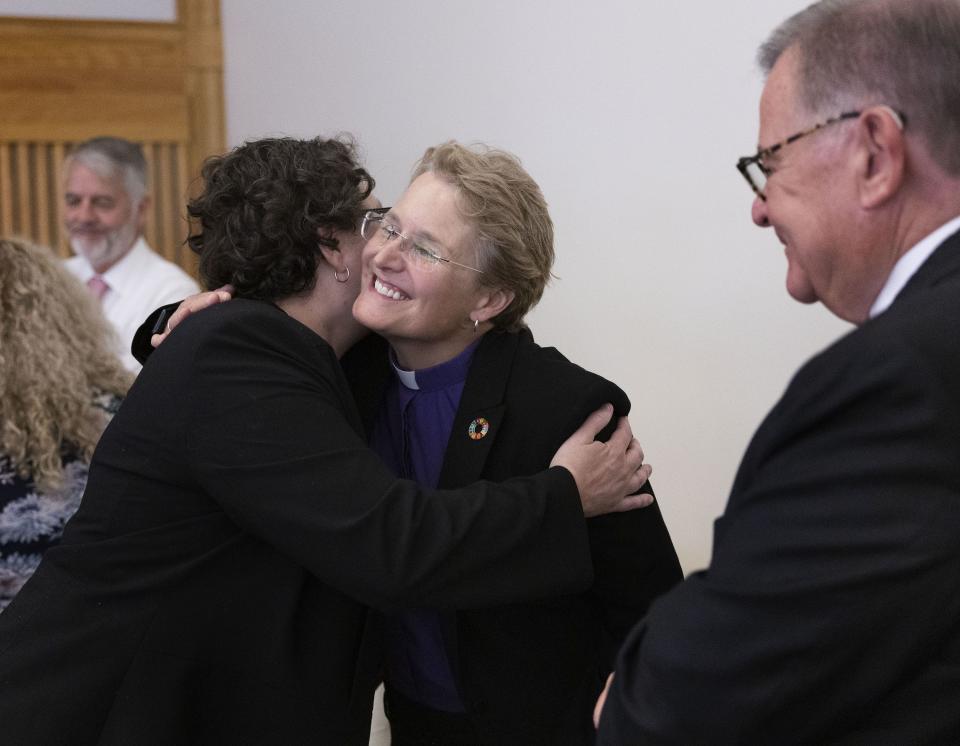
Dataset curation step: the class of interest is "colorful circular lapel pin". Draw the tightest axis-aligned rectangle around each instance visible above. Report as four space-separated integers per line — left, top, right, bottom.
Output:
467 417 490 440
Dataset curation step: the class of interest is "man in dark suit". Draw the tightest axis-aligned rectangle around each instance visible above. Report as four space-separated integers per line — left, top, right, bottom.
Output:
595 0 960 742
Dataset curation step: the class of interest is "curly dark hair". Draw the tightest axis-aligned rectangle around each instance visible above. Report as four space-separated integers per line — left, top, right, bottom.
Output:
187 136 374 300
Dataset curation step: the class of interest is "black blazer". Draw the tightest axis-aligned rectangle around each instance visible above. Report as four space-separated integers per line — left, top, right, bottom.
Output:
348 329 683 745
598 232 960 744
0 300 597 746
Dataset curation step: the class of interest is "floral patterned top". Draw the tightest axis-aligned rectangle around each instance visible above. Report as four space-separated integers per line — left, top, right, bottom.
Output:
0 392 122 612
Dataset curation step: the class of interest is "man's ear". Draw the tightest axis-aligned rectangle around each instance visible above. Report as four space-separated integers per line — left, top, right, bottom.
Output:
855 106 906 209
470 287 515 325
135 195 152 232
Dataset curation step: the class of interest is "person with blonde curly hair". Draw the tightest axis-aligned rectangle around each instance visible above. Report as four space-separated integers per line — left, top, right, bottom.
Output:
0 237 132 610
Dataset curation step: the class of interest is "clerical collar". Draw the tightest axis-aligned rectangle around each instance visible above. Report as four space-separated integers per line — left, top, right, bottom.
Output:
389 339 481 392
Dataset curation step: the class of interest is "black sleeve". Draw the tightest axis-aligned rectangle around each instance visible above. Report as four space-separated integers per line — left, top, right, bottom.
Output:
130 301 183 365
182 307 595 611
577 380 683 667
597 340 960 744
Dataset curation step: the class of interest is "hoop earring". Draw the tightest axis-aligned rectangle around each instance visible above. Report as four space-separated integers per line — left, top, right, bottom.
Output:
334 267 350 283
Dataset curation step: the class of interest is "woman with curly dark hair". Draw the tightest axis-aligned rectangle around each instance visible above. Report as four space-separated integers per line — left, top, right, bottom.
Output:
0 136 648 745
190 137 371 305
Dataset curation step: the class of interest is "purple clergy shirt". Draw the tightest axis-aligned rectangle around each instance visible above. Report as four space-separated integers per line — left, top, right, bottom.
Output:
369 340 481 713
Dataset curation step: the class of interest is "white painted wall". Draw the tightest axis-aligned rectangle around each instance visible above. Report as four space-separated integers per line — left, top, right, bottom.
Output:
222 0 849 573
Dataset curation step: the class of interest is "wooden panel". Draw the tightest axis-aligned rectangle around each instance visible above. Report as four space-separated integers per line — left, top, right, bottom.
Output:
0 145 12 236
164 144 187 263
175 140 198 275
0 93 189 142
180 0 225 194
16 144 30 236
152 143 169 257
0 19 189 142
32 144 50 247
141 143 158 251
52 142 67 256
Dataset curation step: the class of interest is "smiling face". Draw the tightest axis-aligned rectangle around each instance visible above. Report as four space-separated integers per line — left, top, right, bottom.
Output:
749 46 880 320
352 172 505 369
64 161 145 273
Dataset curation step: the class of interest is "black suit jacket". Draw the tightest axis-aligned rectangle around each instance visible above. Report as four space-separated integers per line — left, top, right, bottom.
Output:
348 329 683 745
598 232 960 744
0 300 597 746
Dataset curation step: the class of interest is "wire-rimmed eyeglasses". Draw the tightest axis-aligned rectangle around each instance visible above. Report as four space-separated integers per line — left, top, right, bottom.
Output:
736 107 907 201
360 208 484 274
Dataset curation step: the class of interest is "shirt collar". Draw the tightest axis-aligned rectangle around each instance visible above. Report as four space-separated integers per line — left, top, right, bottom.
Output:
390 338 481 392
870 214 960 318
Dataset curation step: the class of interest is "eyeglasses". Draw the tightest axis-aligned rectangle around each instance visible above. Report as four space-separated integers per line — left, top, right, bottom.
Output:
736 108 907 201
360 209 484 274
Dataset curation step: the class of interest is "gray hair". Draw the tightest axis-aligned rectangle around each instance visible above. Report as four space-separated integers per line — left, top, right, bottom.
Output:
759 0 960 175
66 136 149 205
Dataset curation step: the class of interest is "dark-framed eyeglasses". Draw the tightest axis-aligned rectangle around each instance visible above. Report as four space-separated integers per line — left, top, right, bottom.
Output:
359 209 484 274
736 108 907 201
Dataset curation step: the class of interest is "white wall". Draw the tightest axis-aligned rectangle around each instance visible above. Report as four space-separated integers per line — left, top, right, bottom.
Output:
222 0 850 573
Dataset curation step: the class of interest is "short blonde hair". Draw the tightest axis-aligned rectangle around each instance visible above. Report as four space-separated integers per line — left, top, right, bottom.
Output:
0 238 132 489
412 142 554 331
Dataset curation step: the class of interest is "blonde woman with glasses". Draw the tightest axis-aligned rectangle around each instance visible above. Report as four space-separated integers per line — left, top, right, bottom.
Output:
348 142 682 746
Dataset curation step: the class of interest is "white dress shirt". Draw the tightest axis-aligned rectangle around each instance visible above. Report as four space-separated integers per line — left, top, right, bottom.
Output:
65 237 200 373
869 214 960 319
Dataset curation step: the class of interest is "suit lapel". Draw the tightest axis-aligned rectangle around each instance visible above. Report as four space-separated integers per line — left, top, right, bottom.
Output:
437 330 520 489
895 227 960 305
735 229 960 497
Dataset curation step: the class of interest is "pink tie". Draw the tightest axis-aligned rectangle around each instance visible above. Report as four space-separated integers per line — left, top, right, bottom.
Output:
86 274 110 302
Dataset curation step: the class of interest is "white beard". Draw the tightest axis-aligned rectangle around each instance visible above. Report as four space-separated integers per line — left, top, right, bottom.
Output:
69 219 139 272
